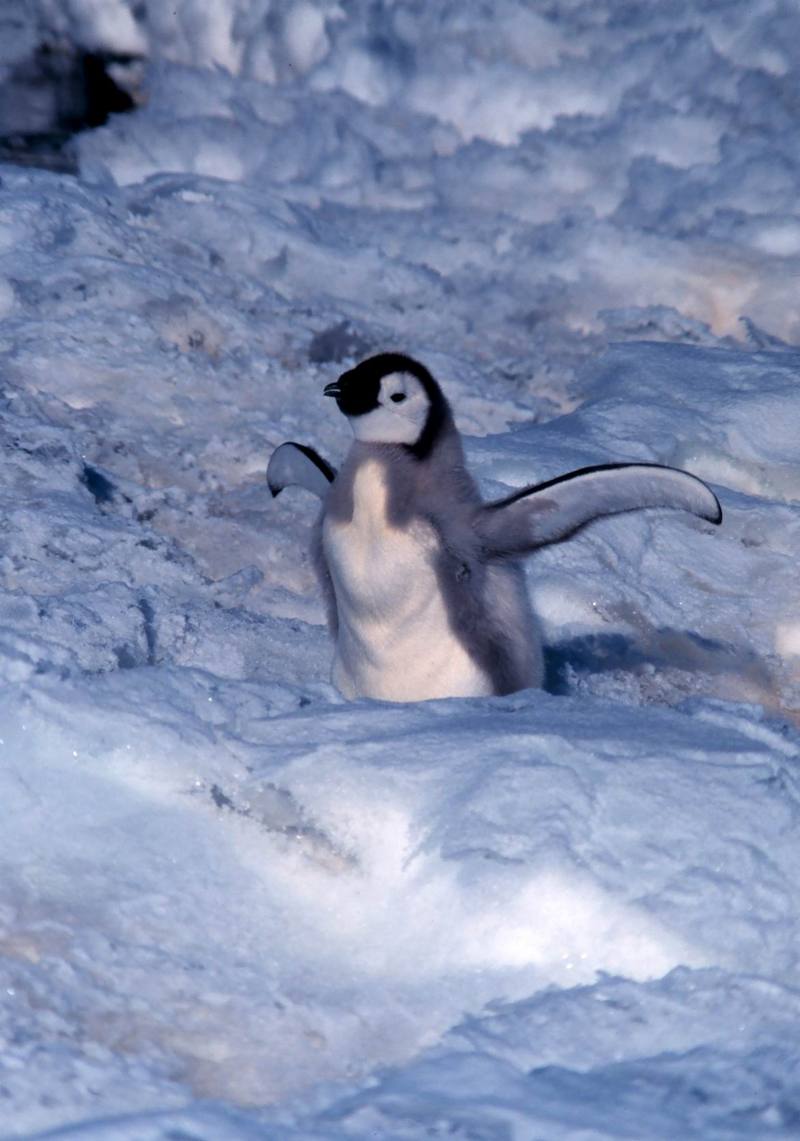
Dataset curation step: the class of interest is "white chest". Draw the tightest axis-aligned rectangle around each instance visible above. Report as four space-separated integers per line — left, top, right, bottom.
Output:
322 460 491 701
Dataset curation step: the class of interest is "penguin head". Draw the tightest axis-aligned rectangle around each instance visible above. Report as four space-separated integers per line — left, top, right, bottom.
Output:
324 353 448 456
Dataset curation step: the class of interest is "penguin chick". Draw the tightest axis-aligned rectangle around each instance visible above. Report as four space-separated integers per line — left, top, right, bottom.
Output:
268 353 722 702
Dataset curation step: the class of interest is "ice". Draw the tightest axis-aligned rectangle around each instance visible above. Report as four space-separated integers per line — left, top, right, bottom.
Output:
1 1 800 1138
2 678 799 1136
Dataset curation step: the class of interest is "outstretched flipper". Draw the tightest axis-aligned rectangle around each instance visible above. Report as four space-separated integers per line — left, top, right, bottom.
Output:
267 442 336 499
475 462 722 558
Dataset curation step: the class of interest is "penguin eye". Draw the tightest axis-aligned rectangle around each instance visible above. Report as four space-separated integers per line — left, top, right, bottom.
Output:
390 392 406 404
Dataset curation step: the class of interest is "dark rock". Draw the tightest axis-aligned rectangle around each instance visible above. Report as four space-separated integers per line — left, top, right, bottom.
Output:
308 321 372 365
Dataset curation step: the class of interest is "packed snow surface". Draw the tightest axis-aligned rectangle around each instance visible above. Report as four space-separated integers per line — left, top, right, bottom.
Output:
1 2 800 1138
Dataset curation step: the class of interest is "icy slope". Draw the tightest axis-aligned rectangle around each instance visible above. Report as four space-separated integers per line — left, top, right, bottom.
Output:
2 206 799 1135
1 0 800 1138
2 673 800 1138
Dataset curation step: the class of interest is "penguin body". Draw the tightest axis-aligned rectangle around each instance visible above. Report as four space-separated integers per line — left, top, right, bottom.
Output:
321 445 541 700
267 354 721 702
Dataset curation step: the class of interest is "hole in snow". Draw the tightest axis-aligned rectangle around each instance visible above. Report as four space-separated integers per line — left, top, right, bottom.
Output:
0 43 142 173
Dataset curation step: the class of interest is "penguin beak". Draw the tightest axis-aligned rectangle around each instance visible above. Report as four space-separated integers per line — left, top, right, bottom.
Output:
323 382 341 398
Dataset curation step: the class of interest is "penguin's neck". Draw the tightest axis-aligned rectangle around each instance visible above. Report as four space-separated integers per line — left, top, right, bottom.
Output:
341 428 474 521
348 450 393 533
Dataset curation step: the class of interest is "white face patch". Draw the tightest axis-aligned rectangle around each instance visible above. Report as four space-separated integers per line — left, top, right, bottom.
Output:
348 372 430 445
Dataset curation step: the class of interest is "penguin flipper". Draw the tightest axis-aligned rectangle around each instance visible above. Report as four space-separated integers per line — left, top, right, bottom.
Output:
475 462 722 557
268 442 336 499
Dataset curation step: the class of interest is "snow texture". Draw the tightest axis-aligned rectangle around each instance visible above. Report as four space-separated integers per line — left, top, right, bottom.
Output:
1 2 799 1139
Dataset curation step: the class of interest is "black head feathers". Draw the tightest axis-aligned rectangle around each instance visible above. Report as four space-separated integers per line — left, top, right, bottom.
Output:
324 352 450 458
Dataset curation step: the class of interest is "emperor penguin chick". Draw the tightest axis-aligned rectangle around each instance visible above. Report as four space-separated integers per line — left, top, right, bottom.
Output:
268 353 722 702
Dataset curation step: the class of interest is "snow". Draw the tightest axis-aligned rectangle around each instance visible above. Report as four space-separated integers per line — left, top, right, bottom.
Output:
1 1 800 1138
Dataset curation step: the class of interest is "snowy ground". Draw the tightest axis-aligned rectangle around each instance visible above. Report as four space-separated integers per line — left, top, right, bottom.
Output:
1 2 800 1138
